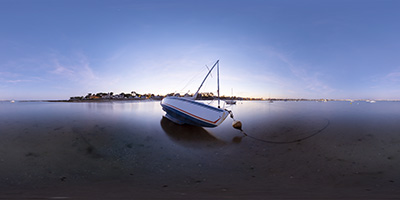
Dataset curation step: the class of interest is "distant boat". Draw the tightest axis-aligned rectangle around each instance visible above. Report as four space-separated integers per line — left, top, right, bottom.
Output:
225 88 236 105
225 99 236 105
161 60 229 127
10 100 15 103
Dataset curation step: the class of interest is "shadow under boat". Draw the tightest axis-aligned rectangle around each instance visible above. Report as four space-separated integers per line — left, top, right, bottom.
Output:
160 116 225 147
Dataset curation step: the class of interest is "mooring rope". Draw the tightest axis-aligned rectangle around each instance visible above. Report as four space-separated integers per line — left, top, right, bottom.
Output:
229 111 330 144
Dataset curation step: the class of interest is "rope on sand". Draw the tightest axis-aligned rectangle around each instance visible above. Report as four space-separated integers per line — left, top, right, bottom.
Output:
229 111 330 144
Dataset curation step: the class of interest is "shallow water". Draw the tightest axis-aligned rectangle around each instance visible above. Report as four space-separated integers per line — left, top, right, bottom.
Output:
1 100 400 198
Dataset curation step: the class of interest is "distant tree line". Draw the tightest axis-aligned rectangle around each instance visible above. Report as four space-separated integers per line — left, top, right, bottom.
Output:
69 91 263 101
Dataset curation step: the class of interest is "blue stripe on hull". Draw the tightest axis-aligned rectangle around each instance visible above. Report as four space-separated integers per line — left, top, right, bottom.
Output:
161 104 218 127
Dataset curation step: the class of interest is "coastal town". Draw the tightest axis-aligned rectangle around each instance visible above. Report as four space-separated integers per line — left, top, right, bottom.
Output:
67 91 391 103
69 91 263 101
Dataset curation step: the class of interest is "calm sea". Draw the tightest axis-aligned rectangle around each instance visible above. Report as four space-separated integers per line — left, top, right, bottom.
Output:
1 100 400 198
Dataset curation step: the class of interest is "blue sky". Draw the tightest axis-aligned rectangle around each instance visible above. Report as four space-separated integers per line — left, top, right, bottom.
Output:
1 0 400 100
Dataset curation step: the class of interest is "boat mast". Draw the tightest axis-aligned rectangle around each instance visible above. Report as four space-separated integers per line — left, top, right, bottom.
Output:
217 60 220 108
193 60 219 100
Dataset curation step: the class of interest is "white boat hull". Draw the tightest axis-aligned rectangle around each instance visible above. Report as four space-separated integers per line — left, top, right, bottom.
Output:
225 100 236 104
161 96 229 127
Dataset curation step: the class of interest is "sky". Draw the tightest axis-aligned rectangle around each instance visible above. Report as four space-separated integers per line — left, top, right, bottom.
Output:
1 0 400 100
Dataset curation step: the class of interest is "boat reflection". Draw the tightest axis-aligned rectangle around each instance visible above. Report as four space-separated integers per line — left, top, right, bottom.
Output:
160 116 225 147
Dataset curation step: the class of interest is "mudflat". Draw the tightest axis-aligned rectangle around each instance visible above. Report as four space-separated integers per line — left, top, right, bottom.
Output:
1 101 399 199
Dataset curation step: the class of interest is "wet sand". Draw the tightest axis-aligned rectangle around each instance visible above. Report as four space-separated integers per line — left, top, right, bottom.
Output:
1 101 400 199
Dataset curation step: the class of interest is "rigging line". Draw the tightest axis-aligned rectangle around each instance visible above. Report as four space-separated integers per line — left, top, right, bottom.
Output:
199 72 217 98
178 65 208 93
238 119 330 144
200 69 217 96
193 60 219 99
205 65 213 78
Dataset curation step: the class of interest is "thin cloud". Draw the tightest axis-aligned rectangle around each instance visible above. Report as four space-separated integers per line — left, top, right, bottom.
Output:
274 50 336 95
371 68 400 85
0 71 19 77
290 67 335 94
0 71 34 84
49 53 98 82
5 79 32 83
51 61 74 76
245 72 292 88
385 71 400 82
369 68 400 93
254 46 336 96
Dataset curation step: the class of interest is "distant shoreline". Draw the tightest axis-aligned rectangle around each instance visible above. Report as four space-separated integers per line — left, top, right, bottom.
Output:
14 99 153 103
5 98 400 103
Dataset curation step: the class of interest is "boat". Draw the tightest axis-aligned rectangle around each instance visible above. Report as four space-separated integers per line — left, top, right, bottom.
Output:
225 88 236 104
225 99 236 104
160 60 229 127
